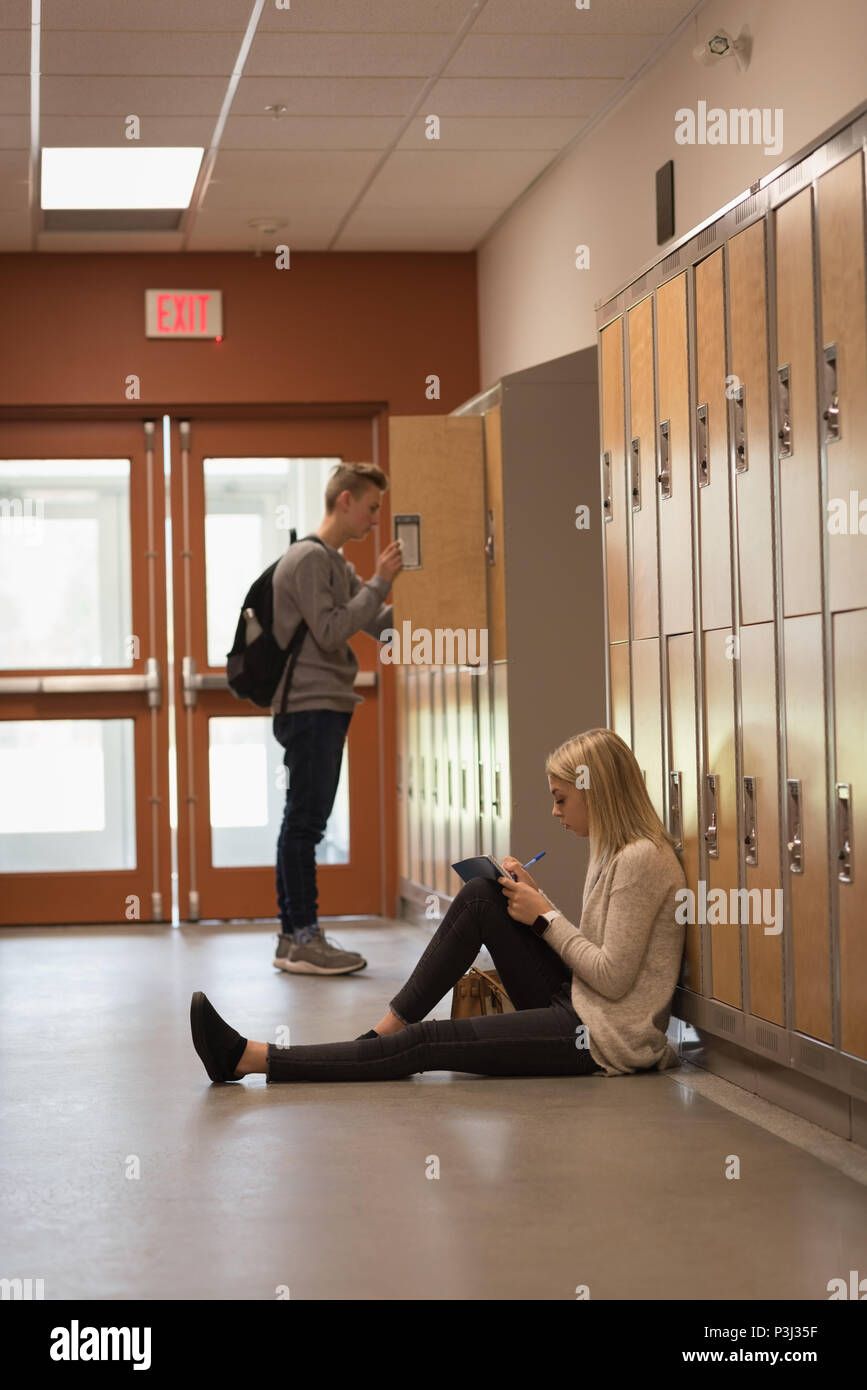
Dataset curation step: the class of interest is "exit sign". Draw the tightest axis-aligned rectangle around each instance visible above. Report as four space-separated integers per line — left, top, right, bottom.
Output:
145 289 223 338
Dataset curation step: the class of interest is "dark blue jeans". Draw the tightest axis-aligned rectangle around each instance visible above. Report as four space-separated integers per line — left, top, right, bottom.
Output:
273 708 353 935
266 876 604 1082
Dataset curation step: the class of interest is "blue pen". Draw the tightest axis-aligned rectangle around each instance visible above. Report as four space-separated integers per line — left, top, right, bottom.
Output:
522 852 546 869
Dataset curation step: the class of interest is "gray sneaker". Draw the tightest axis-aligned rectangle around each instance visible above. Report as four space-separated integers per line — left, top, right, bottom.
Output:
272 927 367 976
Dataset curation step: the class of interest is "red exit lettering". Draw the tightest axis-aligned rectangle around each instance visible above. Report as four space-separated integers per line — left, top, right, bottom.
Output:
156 293 212 335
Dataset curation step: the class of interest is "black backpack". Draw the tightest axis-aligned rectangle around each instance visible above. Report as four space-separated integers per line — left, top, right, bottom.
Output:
225 531 329 712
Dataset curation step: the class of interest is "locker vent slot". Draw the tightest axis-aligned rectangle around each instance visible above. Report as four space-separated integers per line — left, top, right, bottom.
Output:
697 223 717 251
755 1026 780 1054
628 273 648 302
827 125 855 159
660 249 681 274
713 1009 738 1036
735 192 760 223
778 163 806 196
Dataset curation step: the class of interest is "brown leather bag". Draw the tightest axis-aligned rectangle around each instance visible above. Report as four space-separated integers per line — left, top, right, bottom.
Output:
451 965 515 1018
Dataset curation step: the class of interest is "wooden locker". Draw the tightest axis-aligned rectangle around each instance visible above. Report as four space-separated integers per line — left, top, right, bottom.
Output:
406 666 420 886
457 668 479 874
609 642 630 743
443 666 460 890
627 297 659 639
388 415 487 637
817 153 867 614
739 621 783 1026
783 614 831 1044
601 318 629 643
832 607 867 1062
775 188 822 618
695 250 734 632
476 665 494 859
429 665 449 896
416 665 434 889
703 628 741 1008
656 273 694 636
631 636 663 822
666 633 700 994
396 664 408 884
491 661 511 865
483 405 507 662
728 221 775 626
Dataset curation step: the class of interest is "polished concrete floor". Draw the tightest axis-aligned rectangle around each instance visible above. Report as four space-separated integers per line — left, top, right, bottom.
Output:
1 917 866 1301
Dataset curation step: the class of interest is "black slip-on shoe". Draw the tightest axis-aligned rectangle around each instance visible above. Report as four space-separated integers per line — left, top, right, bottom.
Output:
190 991 246 1083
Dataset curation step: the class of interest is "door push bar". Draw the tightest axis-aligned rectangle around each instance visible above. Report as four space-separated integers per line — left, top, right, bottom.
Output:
0 657 162 708
181 656 377 708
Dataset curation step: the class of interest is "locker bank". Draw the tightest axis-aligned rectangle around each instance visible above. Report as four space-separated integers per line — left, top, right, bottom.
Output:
1 0 866 1322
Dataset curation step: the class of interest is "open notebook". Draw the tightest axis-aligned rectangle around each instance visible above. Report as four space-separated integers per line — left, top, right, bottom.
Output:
451 855 517 885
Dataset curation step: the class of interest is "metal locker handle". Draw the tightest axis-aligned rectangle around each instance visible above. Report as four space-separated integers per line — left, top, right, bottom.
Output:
836 782 852 883
407 755 413 799
697 403 710 488
669 769 683 850
432 757 438 804
777 364 792 459
631 437 641 511
485 508 496 565
786 778 803 874
420 756 426 802
733 384 748 473
743 775 758 867
657 420 671 499
704 773 719 859
823 344 840 443
602 450 612 520
493 764 501 815
478 761 485 817
461 763 467 812
447 761 453 807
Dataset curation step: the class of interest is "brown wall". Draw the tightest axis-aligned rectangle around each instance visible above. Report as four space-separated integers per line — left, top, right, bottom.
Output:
0 249 480 923
1 251 479 410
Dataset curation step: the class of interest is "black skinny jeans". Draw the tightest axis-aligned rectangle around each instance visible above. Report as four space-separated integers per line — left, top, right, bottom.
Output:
266 876 603 1083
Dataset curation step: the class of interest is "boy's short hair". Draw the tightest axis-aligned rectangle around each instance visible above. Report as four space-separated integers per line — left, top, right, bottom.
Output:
325 462 388 513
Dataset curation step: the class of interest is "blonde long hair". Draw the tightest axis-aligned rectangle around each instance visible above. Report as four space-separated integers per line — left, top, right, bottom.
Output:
545 727 678 867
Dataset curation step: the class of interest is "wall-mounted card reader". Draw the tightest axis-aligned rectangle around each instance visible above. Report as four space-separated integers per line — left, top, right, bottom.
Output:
394 514 422 568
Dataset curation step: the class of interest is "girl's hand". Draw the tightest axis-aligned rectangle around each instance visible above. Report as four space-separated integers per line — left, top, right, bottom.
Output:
498 875 550 926
501 855 540 891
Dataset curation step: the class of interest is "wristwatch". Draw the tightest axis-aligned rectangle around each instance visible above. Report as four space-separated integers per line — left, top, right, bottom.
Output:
531 908 560 938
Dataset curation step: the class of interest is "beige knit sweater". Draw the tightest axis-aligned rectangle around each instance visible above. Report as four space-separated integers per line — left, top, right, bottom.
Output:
540 837 687 1077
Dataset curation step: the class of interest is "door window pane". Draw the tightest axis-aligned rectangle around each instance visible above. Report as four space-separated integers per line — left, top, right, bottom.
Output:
202 456 339 669
208 716 349 867
0 460 132 668
0 719 136 871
